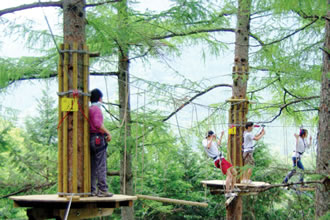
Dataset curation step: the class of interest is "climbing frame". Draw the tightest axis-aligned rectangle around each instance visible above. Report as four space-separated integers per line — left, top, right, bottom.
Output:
57 43 91 197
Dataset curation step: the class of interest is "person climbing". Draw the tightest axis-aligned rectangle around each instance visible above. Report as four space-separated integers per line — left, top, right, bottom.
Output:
242 122 265 184
282 129 312 184
89 88 113 197
202 130 238 198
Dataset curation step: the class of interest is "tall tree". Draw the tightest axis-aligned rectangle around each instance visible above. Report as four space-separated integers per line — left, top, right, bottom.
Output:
226 0 252 219
315 0 330 218
116 0 134 219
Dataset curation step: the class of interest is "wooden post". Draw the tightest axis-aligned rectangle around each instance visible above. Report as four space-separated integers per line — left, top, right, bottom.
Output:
57 45 63 195
63 43 69 194
83 45 90 196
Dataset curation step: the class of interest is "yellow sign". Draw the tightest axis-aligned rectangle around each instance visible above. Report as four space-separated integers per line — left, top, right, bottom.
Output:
61 97 78 112
228 126 236 135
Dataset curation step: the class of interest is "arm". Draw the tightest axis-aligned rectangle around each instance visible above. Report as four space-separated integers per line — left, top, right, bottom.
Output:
99 124 112 142
294 133 299 153
217 131 225 146
307 135 312 148
206 137 215 149
253 128 265 141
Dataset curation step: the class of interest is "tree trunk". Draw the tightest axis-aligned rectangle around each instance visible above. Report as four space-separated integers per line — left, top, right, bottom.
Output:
117 1 134 219
315 0 330 218
58 0 88 195
226 0 251 220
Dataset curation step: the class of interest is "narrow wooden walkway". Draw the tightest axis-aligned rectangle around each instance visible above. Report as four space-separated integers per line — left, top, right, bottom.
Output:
201 180 271 195
201 180 317 195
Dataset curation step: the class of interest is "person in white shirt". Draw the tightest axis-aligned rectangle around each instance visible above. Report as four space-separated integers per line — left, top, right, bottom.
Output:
283 129 312 184
242 122 265 184
202 130 238 198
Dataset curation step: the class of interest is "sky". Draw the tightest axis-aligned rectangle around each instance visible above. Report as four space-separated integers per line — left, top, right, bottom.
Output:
0 0 318 168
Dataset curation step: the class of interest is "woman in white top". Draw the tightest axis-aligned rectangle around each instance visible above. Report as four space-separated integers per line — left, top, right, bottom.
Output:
202 130 238 198
283 129 312 184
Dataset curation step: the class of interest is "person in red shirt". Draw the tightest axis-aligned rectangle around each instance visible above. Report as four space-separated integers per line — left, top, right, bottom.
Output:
89 88 113 197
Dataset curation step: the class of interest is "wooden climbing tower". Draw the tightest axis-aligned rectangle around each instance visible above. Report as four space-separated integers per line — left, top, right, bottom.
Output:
57 43 91 197
227 59 249 179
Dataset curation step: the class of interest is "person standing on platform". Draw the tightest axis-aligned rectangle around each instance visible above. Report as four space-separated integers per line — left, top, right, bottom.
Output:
202 130 238 198
242 122 265 184
283 129 312 184
89 88 113 197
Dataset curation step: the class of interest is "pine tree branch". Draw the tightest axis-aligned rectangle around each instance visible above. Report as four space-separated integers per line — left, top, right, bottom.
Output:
0 1 63 17
85 0 121 8
3 71 118 89
162 83 232 122
247 77 280 94
0 182 55 199
256 96 320 124
293 10 328 20
250 18 319 47
152 28 235 40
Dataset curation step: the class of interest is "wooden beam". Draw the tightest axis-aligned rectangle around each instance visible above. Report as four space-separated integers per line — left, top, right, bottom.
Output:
58 44 64 196
137 194 208 207
63 43 69 193
72 42 78 194
83 44 90 196
225 196 236 207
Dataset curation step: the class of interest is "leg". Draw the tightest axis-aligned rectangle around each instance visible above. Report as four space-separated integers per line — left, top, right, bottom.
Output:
90 151 97 194
225 173 231 193
246 168 252 181
230 168 237 191
96 148 109 192
297 159 305 183
283 157 298 183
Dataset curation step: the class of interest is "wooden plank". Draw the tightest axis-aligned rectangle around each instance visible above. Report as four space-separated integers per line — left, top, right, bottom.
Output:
57 44 64 195
238 103 243 177
225 196 236 207
10 194 137 203
72 42 78 193
59 207 114 220
232 103 237 166
227 108 232 164
201 180 270 188
83 44 90 196
63 43 69 193
137 194 208 207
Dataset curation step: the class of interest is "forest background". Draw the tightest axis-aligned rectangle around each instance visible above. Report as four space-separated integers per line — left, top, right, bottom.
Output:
0 0 328 219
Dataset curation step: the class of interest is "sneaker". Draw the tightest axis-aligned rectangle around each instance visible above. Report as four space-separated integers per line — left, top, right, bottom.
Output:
246 180 252 185
91 191 97 197
97 190 114 197
225 193 231 198
230 192 237 197
233 187 241 192
241 180 246 184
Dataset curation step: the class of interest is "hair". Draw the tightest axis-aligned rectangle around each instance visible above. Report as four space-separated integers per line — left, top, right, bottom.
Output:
299 129 308 137
245 121 254 129
90 88 103 103
206 130 214 138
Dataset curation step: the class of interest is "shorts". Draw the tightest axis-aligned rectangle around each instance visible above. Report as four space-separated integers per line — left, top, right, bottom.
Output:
243 151 255 166
215 158 233 175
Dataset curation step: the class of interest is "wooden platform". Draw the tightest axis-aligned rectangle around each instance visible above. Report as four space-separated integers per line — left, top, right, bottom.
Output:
201 180 271 195
10 194 137 219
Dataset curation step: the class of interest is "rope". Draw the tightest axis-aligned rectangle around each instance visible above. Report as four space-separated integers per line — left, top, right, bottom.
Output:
64 194 73 220
141 91 146 193
134 89 139 194
37 0 73 85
